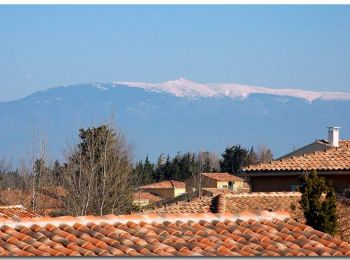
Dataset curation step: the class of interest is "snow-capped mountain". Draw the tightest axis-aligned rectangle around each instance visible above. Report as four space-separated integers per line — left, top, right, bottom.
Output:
114 78 350 102
0 79 350 164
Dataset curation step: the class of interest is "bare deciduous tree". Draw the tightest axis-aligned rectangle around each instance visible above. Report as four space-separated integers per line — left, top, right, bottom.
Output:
62 123 136 216
256 144 273 163
186 151 219 198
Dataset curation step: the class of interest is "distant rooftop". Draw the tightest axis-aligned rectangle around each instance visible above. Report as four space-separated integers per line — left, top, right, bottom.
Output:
133 191 162 202
244 140 350 173
201 172 244 182
139 180 185 189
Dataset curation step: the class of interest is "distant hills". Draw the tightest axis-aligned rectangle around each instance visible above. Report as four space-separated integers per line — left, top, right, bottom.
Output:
1 78 349 164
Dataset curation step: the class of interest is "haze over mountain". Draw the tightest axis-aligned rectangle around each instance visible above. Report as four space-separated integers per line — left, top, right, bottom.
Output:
1 78 349 164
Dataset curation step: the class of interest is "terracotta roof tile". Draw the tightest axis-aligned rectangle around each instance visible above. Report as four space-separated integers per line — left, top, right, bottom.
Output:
201 172 244 181
132 191 162 202
149 196 214 214
147 191 303 221
0 189 63 215
225 192 304 223
0 205 41 220
0 211 349 256
244 140 350 172
139 180 185 189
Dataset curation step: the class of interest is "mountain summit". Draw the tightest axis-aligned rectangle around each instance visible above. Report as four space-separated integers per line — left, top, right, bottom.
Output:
113 78 350 102
0 80 349 163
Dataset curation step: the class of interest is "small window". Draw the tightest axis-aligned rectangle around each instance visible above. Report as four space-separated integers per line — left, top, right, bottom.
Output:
222 185 228 189
228 181 234 190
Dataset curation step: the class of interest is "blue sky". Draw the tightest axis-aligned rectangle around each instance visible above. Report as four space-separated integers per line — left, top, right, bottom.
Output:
1 5 350 101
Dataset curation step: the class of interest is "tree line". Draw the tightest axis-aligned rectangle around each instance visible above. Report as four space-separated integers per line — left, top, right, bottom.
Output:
134 144 273 185
0 122 273 216
0 122 344 239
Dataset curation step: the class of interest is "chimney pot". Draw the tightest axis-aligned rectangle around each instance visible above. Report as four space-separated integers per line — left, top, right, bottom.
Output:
328 126 340 147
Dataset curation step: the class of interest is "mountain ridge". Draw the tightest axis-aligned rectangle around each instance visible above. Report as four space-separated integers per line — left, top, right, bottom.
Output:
112 78 350 102
0 80 349 164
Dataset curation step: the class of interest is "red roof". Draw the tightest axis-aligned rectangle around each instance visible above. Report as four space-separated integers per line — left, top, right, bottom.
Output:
201 172 244 181
146 192 302 215
0 189 64 215
151 196 214 214
139 180 185 189
0 211 349 256
133 192 162 202
0 205 41 219
244 140 350 173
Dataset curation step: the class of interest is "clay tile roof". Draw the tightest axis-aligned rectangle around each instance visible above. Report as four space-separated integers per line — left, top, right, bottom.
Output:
0 189 64 215
225 192 304 223
201 172 244 181
139 180 185 189
150 196 215 214
243 140 350 172
149 191 302 217
0 210 349 256
0 205 41 219
133 192 162 202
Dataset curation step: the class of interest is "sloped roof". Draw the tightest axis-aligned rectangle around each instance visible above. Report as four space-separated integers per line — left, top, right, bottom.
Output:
139 180 185 189
243 140 350 173
201 172 244 181
0 205 41 219
0 189 64 215
133 192 162 202
278 139 331 160
0 211 349 256
225 192 304 223
145 191 350 242
147 192 302 216
202 187 250 196
151 196 214 214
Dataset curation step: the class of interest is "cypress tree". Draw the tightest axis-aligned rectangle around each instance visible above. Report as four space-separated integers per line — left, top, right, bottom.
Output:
299 171 337 236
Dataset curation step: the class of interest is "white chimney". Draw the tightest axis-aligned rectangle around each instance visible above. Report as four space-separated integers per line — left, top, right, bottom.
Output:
327 126 340 147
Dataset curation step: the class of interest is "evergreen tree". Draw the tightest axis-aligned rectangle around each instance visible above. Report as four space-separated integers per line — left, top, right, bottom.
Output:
133 155 155 185
163 155 172 180
178 152 198 181
299 171 338 236
143 155 155 183
219 145 250 174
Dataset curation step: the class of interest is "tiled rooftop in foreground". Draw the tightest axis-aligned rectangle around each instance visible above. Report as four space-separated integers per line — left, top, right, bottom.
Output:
0 211 349 256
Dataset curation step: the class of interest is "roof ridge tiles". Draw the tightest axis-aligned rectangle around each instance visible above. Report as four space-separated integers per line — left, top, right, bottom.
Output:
0 211 291 229
225 192 302 198
0 205 26 209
